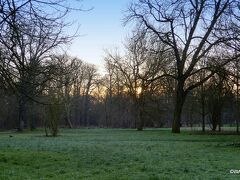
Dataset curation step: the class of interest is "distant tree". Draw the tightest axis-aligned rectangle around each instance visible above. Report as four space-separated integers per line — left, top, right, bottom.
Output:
104 58 115 127
103 58 133 128
45 93 62 137
205 67 232 131
235 62 240 133
49 54 84 128
105 29 171 130
82 64 98 126
229 59 240 133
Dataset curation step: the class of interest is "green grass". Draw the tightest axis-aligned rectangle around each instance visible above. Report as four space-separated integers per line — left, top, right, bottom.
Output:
0 128 240 179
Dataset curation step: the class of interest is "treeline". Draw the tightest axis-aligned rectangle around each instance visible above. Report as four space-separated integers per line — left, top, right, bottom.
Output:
1 45 239 134
0 0 240 135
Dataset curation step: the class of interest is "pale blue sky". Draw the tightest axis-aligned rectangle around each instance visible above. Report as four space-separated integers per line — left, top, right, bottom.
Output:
67 0 132 67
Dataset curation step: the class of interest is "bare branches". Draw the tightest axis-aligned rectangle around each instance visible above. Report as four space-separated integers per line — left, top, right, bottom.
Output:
0 0 85 112
124 0 240 133
125 0 240 86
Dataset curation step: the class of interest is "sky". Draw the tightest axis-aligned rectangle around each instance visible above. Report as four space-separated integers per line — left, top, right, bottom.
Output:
66 0 133 69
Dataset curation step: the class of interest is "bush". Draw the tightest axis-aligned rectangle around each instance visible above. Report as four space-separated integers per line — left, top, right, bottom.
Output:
45 96 62 137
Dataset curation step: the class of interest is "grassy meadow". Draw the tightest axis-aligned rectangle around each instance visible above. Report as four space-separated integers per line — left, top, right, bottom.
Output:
0 128 240 179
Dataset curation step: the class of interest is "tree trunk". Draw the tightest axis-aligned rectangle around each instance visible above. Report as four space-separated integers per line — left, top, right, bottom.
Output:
104 99 109 128
136 90 145 131
172 82 186 133
218 119 221 132
211 112 217 131
212 121 217 131
83 94 89 126
237 115 239 133
64 103 73 128
137 106 144 131
236 74 239 133
29 102 36 131
18 96 26 131
83 77 92 127
201 93 205 132
202 112 205 132
30 113 36 131
211 108 219 131
211 100 222 132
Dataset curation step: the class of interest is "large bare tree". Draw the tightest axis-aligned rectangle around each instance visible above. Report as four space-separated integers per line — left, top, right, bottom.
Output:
0 0 81 130
125 0 240 133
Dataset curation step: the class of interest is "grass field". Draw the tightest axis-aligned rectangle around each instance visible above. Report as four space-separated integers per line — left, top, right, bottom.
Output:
0 128 240 179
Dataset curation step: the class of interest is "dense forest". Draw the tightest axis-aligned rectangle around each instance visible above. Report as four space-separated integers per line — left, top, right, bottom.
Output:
0 0 240 136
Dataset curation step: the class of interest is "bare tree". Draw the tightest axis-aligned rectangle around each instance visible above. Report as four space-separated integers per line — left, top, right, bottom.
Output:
0 0 81 130
82 64 98 126
104 29 171 130
49 54 83 128
125 0 240 133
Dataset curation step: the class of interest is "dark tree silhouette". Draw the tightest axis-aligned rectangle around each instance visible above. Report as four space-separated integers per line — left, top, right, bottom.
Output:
125 0 240 133
0 0 81 131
